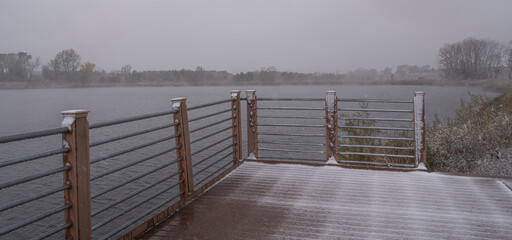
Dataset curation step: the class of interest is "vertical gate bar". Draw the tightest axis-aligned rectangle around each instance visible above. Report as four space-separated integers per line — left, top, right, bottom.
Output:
246 90 258 159
172 98 194 199
231 90 242 164
61 110 92 240
413 92 426 168
325 91 338 163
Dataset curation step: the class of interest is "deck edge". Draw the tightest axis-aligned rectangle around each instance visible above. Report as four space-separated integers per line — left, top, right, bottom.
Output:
118 162 244 240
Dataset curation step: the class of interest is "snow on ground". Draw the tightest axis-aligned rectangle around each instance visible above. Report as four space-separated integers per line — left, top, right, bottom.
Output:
222 162 512 239
145 161 512 240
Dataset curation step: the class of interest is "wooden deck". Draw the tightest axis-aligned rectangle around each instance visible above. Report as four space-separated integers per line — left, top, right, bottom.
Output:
140 161 512 240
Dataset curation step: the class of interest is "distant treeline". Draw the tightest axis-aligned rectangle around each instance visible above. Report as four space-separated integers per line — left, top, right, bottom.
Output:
1 37 511 85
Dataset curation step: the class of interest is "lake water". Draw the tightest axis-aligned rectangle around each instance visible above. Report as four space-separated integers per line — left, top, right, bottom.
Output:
0 85 499 239
0 85 499 135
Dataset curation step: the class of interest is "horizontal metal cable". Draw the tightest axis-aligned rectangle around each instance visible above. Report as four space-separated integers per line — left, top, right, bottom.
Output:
192 134 235 157
0 203 71 236
90 134 178 164
89 110 177 129
91 145 180 181
259 115 325 120
193 143 235 167
258 97 324 101
338 152 415 158
0 184 70 213
339 144 414 150
259 147 325 154
195 159 233 188
194 151 234 177
258 123 324 128
340 117 413 122
338 98 413 103
338 159 415 167
340 135 414 141
339 126 414 131
189 116 235 134
190 125 234 144
0 165 70 190
189 108 232 123
257 156 325 162
91 158 181 199
259 132 325 137
188 99 234 111
98 191 183 240
90 122 178 147
0 127 69 144
31 222 71 240
257 107 325 111
92 172 182 217
258 140 326 146
338 108 413 113
0 147 69 168
92 180 182 231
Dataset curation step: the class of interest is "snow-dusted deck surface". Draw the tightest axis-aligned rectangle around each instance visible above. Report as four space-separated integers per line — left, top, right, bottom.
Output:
142 161 512 240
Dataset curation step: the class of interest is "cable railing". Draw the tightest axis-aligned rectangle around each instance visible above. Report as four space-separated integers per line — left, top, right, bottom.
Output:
0 89 426 239
0 90 245 240
337 94 422 167
188 91 241 190
0 123 73 239
244 90 426 168
247 91 327 163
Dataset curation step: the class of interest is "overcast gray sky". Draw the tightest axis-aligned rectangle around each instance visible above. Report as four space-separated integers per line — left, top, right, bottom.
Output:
1 0 511 73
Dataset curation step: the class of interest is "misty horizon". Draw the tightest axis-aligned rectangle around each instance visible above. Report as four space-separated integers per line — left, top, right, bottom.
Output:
1 0 512 74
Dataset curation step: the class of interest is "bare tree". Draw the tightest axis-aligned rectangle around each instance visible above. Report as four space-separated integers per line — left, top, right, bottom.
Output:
120 65 133 81
439 38 507 80
0 52 39 81
28 57 40 79
43 48 81 81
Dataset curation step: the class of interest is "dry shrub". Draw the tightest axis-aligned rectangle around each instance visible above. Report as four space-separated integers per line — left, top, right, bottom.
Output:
339 103 415 166
426 90 512 175
377 132 415 166
338 103 382 162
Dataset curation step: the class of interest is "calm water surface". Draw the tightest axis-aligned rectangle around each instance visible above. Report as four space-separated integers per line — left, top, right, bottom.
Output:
0 85 499 135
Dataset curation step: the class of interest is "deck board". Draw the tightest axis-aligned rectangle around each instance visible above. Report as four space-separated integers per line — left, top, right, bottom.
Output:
140 161 512 240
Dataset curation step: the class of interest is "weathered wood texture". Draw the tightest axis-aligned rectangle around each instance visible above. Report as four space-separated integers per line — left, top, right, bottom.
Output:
61 110 92 240
171 98 194 198
231 90 242 165
245 90 258 158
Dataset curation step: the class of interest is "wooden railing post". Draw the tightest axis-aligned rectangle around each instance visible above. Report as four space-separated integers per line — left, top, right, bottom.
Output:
231 90 242 164
413 92 426 168
325 91 338 163
61 110 92 240
171 98 194 200
246 90 258 159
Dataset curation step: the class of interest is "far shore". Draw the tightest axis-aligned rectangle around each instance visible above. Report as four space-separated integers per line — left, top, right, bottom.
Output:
1 79 511 92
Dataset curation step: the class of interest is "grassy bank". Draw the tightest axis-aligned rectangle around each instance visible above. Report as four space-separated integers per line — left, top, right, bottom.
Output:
426 89 512 176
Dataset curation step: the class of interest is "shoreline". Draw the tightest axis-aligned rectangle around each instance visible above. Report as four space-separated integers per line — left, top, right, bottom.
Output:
1 79 510 92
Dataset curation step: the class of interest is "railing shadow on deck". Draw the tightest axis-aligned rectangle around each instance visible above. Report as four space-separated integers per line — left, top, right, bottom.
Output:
0 89 425 239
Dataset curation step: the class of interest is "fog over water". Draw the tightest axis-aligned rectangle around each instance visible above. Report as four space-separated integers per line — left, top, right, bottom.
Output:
1 0 512 73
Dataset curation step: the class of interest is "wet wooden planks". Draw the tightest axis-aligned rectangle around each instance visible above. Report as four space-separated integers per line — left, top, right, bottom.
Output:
140 161 512 240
